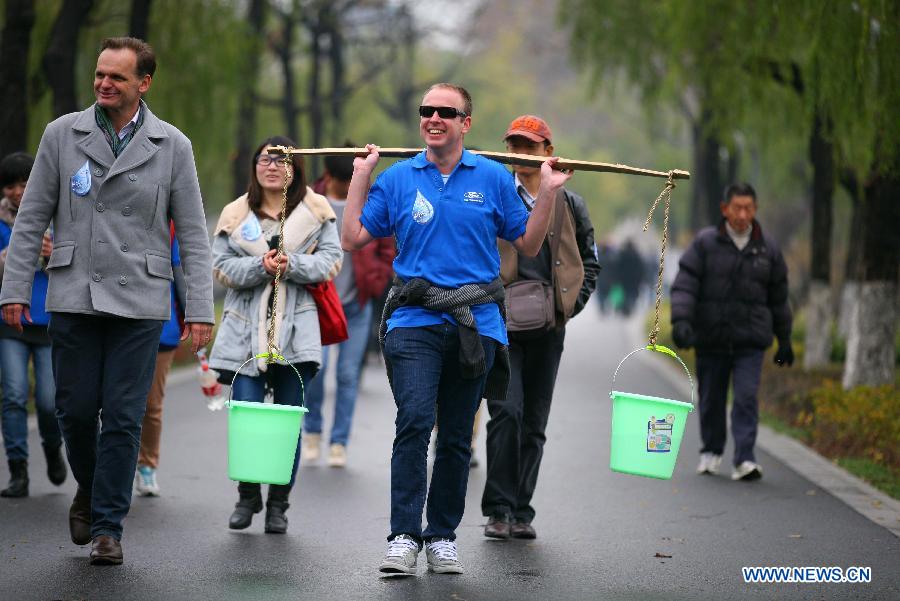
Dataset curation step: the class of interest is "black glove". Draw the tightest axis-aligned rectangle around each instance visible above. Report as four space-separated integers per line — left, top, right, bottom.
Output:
672 321 695 349
774 342 794 367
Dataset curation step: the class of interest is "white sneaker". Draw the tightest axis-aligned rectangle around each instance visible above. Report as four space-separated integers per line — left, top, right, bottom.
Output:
303 433 321 463
328 444 347 468
732 461 763 481
134 465 160 496
425 538 463 574
379 534 420 575
696 453 722 475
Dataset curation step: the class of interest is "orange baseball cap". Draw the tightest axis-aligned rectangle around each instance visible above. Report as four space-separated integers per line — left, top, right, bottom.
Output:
504 115 552 144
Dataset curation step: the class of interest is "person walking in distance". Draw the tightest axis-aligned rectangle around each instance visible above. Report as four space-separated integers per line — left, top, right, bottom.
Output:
671 183 793 481
303 152 395 468
0 152 66 498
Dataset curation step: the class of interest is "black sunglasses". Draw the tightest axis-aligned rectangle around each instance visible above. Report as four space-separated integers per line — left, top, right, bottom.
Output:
419 105 467 119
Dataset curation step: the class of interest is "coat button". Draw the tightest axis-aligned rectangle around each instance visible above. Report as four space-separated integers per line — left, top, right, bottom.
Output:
92 273 102 282
555 260 561 266
119 276 127 285
122 206 132 216
549 231 555 237
93 168 104 177
96 202 105 212
562 287 568 292
120 243 129 252
128 173 137 182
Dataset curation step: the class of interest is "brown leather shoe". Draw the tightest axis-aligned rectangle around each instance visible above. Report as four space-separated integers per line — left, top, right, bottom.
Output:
90 535 123 565
484 515 510 539
69 489 92 545
510 521 536 539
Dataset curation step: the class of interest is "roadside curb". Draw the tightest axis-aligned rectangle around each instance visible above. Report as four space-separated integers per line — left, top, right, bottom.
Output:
628 312 900 539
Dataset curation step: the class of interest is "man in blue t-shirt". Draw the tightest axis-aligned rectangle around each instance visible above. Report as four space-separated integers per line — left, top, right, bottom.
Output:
342 83 573 576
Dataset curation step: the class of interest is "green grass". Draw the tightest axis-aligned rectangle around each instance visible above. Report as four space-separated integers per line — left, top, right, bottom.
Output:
835 457 900 501
759 410 811 443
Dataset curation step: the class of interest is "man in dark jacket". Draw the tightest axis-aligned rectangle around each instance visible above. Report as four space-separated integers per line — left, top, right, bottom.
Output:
671 182 792 481
481 115 599 538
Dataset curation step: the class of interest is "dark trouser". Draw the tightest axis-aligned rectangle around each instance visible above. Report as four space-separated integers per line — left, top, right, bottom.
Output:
696 349 765 466
384 324 496 543
49 313 163 540
231 362 317 488
482 328 565 523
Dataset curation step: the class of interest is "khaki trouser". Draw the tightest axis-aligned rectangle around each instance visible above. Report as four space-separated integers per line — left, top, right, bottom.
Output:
138 349 176 469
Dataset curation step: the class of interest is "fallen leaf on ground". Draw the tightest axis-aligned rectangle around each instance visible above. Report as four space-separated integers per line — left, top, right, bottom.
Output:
654 552 673 558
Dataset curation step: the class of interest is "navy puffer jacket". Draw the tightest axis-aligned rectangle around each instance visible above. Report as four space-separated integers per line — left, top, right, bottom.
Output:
671 219 792 351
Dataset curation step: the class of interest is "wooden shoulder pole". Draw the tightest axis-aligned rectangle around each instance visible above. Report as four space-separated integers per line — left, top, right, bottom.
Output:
267 146 690 180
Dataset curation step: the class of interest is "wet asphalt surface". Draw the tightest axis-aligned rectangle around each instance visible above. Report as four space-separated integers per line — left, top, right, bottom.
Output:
1 307 898 600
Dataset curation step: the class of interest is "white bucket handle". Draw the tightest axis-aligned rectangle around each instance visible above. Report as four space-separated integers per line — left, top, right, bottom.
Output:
226 352 306 409
610 344 694 407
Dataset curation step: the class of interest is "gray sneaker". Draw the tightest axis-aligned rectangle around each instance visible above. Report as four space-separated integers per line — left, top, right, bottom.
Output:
425 538 463 574
379 534 420 575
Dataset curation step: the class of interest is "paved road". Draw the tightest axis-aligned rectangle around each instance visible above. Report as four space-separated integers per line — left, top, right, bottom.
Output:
1 308 898 600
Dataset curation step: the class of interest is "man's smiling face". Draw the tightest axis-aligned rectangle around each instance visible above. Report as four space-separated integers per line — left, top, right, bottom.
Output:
418 86 471 152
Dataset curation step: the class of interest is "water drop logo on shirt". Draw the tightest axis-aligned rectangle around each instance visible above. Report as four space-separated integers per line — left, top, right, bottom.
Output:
412 189 434 225
241 212 262 241
71 161 92 197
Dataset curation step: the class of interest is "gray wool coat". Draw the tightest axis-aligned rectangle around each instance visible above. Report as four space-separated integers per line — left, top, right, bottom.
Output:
0 101 214 323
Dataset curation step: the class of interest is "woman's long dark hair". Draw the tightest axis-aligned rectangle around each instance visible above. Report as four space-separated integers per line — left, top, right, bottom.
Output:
246 135 307 217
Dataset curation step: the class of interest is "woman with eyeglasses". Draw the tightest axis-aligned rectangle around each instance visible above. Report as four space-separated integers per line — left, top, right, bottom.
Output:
208 135 342 533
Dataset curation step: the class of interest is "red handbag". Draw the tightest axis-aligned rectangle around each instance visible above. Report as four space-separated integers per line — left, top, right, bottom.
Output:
305 281 349 345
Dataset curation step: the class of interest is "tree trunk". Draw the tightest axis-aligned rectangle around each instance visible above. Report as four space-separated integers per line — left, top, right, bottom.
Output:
0 0 35 157
837 172 863 338
43 0 95 117
129 0 153 40
327 6 345 143
232 0 267 198
277 12 299 144
842 160 900 389
690 107 724 231
803 113 835 368
307 11 324 178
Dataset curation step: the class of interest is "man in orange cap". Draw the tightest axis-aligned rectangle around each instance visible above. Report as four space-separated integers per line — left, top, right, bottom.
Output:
481 115 600 539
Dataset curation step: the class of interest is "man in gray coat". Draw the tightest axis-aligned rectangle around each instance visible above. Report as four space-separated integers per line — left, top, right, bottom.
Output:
0 37 214 565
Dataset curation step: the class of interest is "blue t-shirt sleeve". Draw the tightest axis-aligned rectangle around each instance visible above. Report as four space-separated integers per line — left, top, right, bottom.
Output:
496 169 528 242
360 171 393 239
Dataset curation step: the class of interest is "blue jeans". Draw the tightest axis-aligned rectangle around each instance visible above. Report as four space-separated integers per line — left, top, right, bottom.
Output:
384 324 497 543
232 362 317 487
0 338 60 462
49 313 163 540
303 300 373 446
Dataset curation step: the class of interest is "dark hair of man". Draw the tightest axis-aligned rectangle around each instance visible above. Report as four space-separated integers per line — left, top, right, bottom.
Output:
100 37 157 78
0 152 34 188
247 136 307 217
724 182 757 203
424 83 473 117
323 154 355 183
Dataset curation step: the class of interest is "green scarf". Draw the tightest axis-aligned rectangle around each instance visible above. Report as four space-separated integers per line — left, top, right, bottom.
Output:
94 103 144 157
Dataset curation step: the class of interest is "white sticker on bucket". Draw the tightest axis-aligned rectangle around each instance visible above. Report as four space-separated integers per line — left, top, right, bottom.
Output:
647 414 675 452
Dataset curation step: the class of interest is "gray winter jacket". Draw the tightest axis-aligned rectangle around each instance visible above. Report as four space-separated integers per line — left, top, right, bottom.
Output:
208 192 342 377
0 101 213 322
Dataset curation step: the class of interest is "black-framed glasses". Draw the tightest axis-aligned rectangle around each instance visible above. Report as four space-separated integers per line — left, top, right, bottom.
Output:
418 105 467 119
255 154 289 167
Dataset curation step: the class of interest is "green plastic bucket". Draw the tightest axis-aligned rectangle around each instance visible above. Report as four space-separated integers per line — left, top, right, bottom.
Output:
226 353 307 485
609 345 694 480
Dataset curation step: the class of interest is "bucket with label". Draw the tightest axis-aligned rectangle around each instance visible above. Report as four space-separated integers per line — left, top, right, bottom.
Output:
226 353 307 484
609 344 693 479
